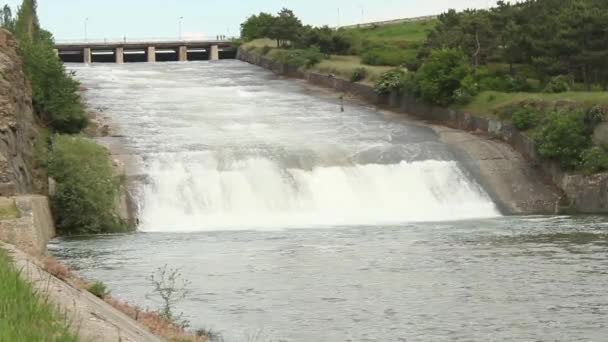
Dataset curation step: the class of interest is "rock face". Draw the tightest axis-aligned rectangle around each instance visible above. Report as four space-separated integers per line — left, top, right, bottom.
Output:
0 29 38 196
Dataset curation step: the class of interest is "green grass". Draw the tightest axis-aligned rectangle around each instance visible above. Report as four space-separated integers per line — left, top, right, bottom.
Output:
0 199 21 220
0 249 79 342
456 91 608 118
343 19 438 43
311 55 395 84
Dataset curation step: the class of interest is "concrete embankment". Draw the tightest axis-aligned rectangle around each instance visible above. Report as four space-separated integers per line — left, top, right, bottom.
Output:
1 241 163 342
237 48 569 214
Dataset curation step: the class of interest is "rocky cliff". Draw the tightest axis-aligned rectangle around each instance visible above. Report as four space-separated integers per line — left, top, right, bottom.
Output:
0 29 39 196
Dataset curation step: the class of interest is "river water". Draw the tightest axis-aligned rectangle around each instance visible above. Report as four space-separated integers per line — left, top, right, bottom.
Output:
51 61 608 341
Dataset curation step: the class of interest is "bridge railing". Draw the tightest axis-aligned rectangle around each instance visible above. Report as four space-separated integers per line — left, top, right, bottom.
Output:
55 36 237 45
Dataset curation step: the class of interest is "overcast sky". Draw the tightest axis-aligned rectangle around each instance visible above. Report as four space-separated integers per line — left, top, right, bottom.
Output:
2 0 501 40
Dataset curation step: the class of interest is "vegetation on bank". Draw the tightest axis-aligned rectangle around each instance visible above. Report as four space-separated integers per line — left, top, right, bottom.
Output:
0 249 79 342
2 0 128 234
240 0 608 173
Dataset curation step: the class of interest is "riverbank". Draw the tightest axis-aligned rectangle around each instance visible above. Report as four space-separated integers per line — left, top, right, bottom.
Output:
238 48 566 214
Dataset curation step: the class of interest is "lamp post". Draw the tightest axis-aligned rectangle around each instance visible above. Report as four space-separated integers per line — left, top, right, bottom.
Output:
179 16 184 40
84 17 89 42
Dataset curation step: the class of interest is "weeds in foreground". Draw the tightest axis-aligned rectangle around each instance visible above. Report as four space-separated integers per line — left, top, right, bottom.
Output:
0 249 79 342
147 264 192 328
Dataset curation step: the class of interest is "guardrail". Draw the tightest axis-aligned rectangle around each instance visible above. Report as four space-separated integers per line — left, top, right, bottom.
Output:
338 15 437 30
55 36 237 45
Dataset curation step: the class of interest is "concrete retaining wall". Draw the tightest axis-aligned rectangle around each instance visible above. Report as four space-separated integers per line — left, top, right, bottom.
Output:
238 48 608 213
0 195 55 255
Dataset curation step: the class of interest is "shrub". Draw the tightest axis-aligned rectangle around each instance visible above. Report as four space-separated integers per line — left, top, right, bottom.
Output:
414 48 472 106
47 135 126 235
374 69 407 94
543 75 571 93
512 108 540 130
580 146 608 173
350 67 367 82
271 47 323 68
88 281 110 299
535 110 592 169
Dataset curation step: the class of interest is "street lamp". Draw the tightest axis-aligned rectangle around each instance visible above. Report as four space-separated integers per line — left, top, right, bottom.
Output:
179 16 184 40
84 17 89 42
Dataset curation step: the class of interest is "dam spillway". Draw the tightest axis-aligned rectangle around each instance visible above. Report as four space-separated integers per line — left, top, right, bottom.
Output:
69 60 499 231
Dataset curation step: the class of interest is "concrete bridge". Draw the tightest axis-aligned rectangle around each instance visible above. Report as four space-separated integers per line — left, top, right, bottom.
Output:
54 38 238 63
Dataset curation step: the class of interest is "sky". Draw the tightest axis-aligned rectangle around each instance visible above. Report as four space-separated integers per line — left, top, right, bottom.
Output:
2 0 501 41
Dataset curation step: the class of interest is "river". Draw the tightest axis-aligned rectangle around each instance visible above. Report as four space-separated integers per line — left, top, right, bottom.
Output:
50 60 608 341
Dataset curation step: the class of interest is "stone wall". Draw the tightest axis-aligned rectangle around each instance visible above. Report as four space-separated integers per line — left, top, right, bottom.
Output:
238 48 608 214
0 29 39 196
0 195 55 255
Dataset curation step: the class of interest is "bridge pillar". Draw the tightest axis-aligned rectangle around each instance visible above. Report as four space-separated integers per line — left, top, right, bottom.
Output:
147 46 156 63
115 47 124 64
209 45 219 61
178 46 188 62
83 47 92 64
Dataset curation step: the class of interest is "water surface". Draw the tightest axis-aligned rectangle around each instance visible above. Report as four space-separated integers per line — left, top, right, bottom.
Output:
51 61 608 341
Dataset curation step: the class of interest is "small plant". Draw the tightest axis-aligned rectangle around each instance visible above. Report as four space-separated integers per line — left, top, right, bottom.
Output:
147 265 192 328
512 108 540 130
88 281 110 299
350 67 367 82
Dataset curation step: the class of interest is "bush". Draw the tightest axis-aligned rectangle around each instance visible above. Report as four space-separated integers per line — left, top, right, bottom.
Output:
270 47 323 68
580 146 608 173
350 67 367 82
543 75 571 93
374 69 407 94
47 135 127 235
512 108 540 130
261 45 272 55
414 48 472 106
535 110 592 169
88 281 110 299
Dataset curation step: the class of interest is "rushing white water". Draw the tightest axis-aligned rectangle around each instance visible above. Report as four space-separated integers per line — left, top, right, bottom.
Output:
69 61 500 231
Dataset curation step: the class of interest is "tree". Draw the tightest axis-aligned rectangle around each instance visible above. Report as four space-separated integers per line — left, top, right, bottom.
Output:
1 5 14 31
240 12 275 42
414 48 472 105
269 8 302 47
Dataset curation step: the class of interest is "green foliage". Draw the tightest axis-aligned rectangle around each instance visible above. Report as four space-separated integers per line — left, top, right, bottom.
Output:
423 0 608 89
148 265 191 328
297 26 352 55
240 12 275 41
270 47 323 68
88 281 110 299
47 135 126 235
350 67 367 82
1 4 14 31
414 48 472 105
512 108 540 130
10 1 88 134
580 146 608 173
535 110 593 169
0 249 79 342
374 69 407 95
543 75 571 93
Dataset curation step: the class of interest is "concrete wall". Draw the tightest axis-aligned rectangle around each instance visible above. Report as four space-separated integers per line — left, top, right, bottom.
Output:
0 195 55 255
237 48 608 214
